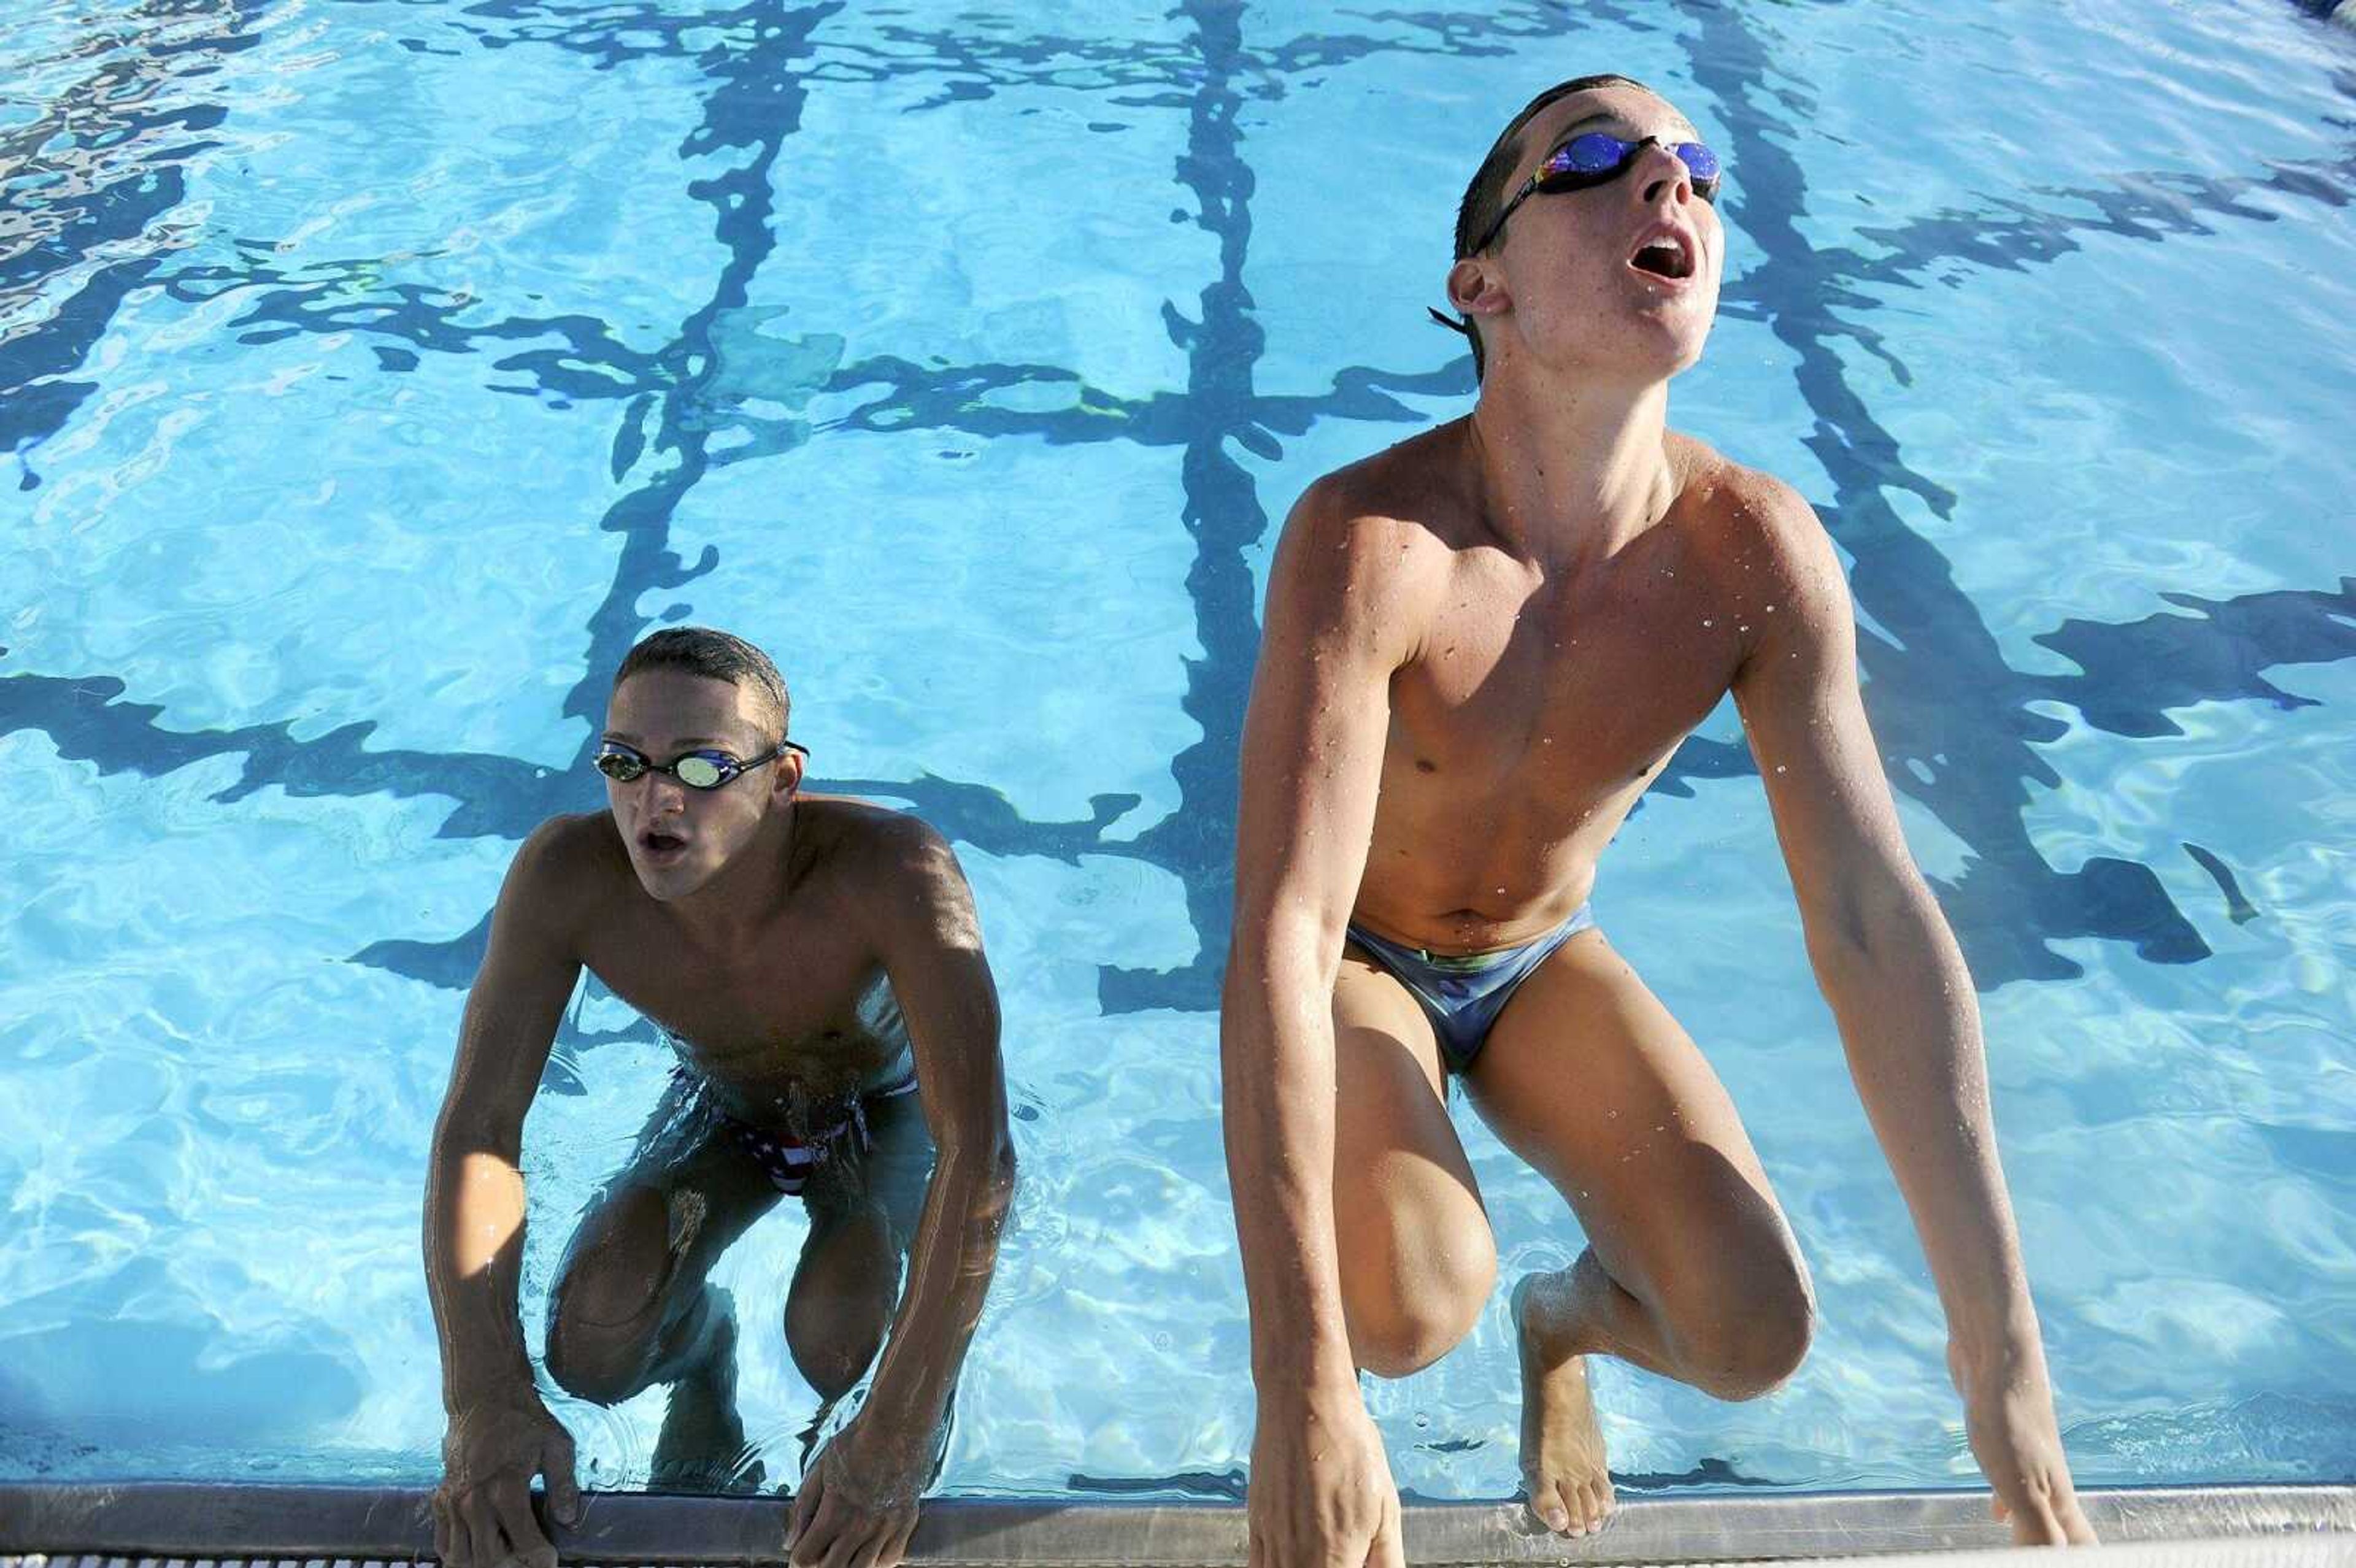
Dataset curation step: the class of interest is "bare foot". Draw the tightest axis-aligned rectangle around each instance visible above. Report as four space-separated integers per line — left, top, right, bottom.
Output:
1514 1272 1615 1537
650 1307 763 1493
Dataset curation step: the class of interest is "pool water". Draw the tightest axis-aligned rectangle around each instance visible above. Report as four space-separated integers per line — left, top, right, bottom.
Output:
3 0 2354 1501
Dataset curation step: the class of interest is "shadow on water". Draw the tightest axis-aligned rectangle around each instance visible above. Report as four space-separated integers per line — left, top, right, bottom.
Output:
3 0 2354 1016
1680 2 2356 983
0 0 269 468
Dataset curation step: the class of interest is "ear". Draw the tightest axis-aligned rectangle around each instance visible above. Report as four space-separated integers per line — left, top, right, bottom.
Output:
776 748 806 799
1447 255 1509 321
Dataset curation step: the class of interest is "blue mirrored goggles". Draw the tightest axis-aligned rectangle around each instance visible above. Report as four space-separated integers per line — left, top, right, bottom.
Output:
1471 132 1723 254
593 739 805 790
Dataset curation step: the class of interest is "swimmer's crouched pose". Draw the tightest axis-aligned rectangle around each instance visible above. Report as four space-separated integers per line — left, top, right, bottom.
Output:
1220 74 2094 1566
424 626 1014 1568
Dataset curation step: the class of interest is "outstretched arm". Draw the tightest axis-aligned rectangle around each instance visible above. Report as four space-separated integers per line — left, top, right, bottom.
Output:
1730 475 2093 1547
790 823 1014 1568
423 819 592 1567
1225 481 1418 1568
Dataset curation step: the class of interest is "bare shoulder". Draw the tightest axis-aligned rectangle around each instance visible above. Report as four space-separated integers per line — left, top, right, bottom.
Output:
1298 423 1467 550
805 794 954 869
804 797 980 936
506 812 624 921
1274 425 1465 628
1673 437 1844 606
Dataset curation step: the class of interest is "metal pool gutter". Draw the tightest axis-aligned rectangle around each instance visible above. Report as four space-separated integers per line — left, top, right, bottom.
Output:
1 1484 2351 1564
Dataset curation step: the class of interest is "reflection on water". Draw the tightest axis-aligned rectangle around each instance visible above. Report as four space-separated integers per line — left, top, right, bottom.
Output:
2 0 2354 1499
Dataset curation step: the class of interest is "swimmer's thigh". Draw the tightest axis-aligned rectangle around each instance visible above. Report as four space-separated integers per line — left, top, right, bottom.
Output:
545 1077 782 1401
787 1098 936 1397
1330 945 1496 1376
1465 931 1814 1390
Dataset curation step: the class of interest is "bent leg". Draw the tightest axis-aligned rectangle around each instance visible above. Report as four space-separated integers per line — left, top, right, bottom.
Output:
544 1079 780 1439
1466 929 1814 1532
1330 945 1497 1378
785 1091 937 1402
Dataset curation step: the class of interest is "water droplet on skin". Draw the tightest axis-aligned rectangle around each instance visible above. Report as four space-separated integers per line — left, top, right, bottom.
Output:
1702 619 1714 628
1607 1110 1619 1119
1775 765 1787 774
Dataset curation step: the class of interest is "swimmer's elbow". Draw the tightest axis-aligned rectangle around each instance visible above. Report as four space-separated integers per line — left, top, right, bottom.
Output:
1227 905 1345 985
987 1139 1018 1205
941 1132 1018 1247
1802 866 1945 986
429 1093 528 1172
940 1120 1018 1196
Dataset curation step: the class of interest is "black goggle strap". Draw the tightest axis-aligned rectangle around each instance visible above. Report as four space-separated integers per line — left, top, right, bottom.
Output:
1437 134 1721 339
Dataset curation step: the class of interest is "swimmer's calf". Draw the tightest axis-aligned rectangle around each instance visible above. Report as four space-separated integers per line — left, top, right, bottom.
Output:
424 626 1014 1568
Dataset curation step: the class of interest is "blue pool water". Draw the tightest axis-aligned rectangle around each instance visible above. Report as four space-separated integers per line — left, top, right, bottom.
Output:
3 0 2354 1501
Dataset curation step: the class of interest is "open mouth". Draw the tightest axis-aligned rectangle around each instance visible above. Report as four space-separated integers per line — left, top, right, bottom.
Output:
639 828 690 857
1628 232 1696 281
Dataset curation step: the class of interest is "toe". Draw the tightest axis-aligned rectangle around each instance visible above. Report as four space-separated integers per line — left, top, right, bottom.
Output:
1526 1474 1573 1535
1576 1478 1611 1534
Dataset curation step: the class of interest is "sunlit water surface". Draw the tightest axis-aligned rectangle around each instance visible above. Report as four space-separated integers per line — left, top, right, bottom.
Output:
3 0 2354 1498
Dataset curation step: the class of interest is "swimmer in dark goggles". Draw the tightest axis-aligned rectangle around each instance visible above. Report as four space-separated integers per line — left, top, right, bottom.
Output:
1469 131 1723 255
593 738 807 790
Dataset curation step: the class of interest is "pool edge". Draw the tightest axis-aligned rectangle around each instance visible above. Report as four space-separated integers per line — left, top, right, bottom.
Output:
1 1482 2351 1562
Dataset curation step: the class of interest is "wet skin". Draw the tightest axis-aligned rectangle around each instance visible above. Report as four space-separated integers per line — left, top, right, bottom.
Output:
423 669 1015 1568
1222 83 2095 1564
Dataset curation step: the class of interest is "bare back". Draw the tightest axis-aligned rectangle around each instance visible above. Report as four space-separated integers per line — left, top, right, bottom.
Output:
1331 420 1795 953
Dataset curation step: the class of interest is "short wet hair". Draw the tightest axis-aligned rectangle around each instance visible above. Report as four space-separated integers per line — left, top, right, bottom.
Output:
1436 72 1655 381
613 626 790 742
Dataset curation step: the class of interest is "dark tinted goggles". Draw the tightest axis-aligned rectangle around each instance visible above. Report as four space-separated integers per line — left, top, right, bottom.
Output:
1472 132 1723 254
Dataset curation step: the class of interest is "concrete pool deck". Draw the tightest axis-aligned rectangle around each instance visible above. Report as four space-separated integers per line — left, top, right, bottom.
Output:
1 1483 2350 1564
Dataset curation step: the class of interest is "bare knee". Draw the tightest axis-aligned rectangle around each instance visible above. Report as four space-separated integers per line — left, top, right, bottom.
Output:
1671 1256 1815 1401
786 1300 889 1401
1344 1229 1498 1379
544 1189 677 1405
786 1212 899 1399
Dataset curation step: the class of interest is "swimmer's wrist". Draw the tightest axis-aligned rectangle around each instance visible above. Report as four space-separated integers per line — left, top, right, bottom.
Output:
441 1357 538 1415
838 1404 941 1476
852 1364 953 1452
1946 1309 2049 1394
